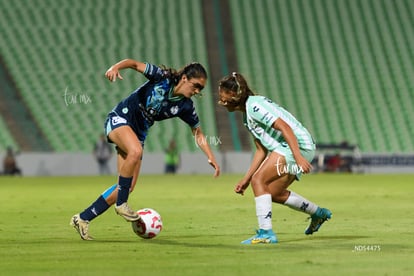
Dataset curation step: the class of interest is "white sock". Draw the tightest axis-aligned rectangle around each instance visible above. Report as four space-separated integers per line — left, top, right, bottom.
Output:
255 194 272 230
284 191 318 215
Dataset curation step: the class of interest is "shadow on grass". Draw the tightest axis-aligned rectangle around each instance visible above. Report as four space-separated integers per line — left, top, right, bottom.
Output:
282 235 370 243
85 234 371 251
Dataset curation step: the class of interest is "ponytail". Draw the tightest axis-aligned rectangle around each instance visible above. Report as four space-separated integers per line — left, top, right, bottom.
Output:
218 72 254 106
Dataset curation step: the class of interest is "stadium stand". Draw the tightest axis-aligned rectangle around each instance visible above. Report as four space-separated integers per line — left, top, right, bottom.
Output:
1 0 413 154
0 0 218 152
229 0 414 153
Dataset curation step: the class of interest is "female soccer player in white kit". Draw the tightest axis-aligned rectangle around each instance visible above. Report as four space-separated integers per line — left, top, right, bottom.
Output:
218 72 331 244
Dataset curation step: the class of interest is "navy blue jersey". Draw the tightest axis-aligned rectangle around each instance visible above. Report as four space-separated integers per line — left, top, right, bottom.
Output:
107 63 200 141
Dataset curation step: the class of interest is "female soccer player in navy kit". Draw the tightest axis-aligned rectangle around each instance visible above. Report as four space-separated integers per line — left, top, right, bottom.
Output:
70 59 220 240
218 72 331 244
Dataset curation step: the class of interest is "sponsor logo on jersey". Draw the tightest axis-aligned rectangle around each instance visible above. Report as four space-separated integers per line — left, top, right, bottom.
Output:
111 116 127 125
170 106 179 115
138 103 155 123
262 112 275 125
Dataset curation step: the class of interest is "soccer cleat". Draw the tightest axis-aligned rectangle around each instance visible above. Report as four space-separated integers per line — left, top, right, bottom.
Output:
305 207 332 235
115 202 140 222
241 229 278 244
70 214 93 241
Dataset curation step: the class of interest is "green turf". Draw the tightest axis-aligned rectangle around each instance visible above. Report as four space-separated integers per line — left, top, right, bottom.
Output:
0 174 413 275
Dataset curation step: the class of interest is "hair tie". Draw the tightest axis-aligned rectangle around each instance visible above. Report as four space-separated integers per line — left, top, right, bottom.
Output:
232 72 241 94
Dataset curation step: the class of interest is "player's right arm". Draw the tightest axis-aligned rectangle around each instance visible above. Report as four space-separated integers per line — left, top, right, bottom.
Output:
272 118 312 173
105 59 147 82
234 139 268 195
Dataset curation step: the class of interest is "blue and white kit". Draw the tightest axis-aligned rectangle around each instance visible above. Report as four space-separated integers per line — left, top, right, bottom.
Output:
105 63 200 142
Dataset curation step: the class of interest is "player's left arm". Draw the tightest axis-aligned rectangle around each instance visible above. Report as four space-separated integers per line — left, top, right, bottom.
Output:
234 138 267 195
105 59 147 82
192 126 220 177
272 118 312 173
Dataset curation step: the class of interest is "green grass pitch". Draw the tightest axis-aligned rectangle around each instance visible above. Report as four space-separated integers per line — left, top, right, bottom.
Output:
0 174 413 275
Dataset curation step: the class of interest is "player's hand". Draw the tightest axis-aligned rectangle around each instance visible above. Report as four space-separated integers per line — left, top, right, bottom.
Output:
295 155 313 174
105 67 123 82
208 159 220 177
234 180 250 195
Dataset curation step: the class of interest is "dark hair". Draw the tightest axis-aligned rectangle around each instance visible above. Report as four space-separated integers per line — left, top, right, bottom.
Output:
161 62 207 85
218 72 255 106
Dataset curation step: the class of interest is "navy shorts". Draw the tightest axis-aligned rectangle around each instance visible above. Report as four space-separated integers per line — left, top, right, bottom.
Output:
105 112 129 137
104 111 145 146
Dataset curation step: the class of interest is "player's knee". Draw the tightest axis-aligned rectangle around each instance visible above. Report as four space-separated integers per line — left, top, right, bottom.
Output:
126 147 142 163
272 193 286 203
250 174 263 189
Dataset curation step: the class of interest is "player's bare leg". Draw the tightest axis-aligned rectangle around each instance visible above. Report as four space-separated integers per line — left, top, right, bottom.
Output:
109 126 142 222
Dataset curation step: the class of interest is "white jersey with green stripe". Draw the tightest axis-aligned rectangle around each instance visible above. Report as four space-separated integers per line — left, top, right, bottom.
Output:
243 96 315 151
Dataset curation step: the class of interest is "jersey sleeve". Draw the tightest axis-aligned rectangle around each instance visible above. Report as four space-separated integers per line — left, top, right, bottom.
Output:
179 100 200 129
247 97 280 128
143 63 165 82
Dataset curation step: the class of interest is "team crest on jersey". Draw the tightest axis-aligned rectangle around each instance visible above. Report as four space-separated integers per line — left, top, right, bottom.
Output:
170 106 179 115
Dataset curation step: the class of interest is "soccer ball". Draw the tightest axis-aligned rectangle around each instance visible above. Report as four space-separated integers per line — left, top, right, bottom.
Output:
131 208 163 239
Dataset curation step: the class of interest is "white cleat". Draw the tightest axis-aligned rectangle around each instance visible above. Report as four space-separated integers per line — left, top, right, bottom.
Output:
70 214 93 241
115 202 140 222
